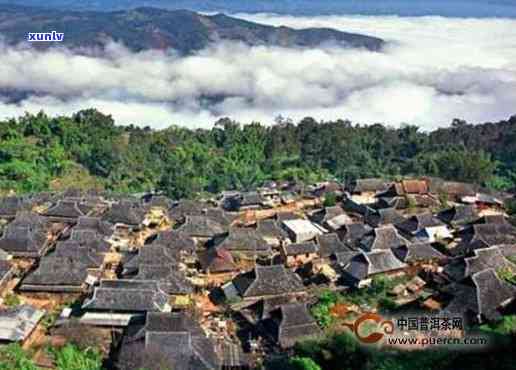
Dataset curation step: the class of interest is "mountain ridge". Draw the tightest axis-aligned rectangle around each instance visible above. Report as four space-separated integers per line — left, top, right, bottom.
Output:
0 4 385 53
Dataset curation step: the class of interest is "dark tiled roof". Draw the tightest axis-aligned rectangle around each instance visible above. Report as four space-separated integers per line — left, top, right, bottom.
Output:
43 200 88 219
437 205 478 226
256 219 287 240
444 246 516 281
453 223 516 256
309 206 345 225
338 223 372 246
103 201 144 226
75 216 113 235
365 208 406 228
135 265 193 295
0 225 48 257
124 245 178 275
70 229 111 253
82 279 169 312
198 246 237 273
153 231 196 257
360 226 409 252
214 228 270 253
396 213 444 235
20 256 88 291
445 268 516 322
275 303 321 348
393 243 445 263
345 250 407 281
349 178 389 193
0 196 24 218
177 216 226 238
235 265 305 298
283 242 318 256
168 200 207 222
52 241 104 267
316 233 354 258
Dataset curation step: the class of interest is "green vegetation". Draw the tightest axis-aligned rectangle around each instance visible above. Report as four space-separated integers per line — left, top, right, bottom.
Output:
3 293 21 307
480 315 516 336
1 111 516 198
50 344 103 370
0 344 39 370
322 192 337 207
288 357 322 370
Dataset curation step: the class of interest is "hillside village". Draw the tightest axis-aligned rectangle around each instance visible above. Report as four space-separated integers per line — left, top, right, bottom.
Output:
0 177 515 369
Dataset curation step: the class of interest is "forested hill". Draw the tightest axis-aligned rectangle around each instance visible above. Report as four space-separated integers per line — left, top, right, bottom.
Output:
0 5 384 52
1 110 516 198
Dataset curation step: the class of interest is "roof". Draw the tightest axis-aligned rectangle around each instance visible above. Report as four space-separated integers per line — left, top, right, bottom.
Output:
275 303 321 348
282 219 326 238
339 223 372 246
0 196 24 218
396 213 444 235
152 231 196 257
393 243 445 263
122 312 220 370
43 200 88 219
453 223 516 256
103 201 144 226
283 242 319 256
445 268 516 322
135 265 193 295
316 233 354 258
53 241 104 267
20 256 89 291
177 216 226 238
198 246 237 273
0 305 45 342
214 228 270 253
360 226 409 252
75 216 112 235
123 244 178 275
349 178 389 193
82 279 169 312
168 200 207 222
0 225 48 257
70 229 111 253
438 205 478 226
345 250 407 281
256 219 287 240
365 207 406 228
234 265 305 298
309 206 345 226
444 246 516 281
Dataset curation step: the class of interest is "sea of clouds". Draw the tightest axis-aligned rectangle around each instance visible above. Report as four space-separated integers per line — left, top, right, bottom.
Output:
1 14 516 129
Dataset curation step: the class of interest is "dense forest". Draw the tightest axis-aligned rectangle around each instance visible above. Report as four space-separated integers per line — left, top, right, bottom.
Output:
1 109 516 198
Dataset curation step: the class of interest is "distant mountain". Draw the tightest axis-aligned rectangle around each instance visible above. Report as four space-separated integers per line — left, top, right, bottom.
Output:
0 5 384 53
1 0 516 17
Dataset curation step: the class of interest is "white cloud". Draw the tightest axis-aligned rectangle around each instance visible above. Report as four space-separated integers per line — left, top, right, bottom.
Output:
0 15 516 129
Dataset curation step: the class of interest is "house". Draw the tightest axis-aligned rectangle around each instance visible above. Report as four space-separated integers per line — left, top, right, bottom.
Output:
122 244 178 277
461 193 505 213
0 305 45 343
396 213 446 236
177 216 226 242
444 268 516 323
263 303 321 349
392 243 446 264
42 200 90 222
342 250 407 288
168 200 207 223
134 265 193 306
0 224 50 258
427 180 476 202
0 196 25 221
337 222 372 247
316 233 354 259
103 201 145 228
229 265 305 301
364 207 406 228
224 192 264 211
199 246 238 275
18 242 103 292
452 223 516 256
444 246 516 282
211 228 270 259
256 219 287 247
281 242 319 267
75 216 113 236
69 229 112 253
282 219 326 243
438 205 478 227
117 312 220 370
81 280 171 326
347 179 390 204
150 230 197 262
360 226 410 252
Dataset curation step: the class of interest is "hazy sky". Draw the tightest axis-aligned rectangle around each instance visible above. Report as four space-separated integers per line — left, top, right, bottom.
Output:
1 14 516 129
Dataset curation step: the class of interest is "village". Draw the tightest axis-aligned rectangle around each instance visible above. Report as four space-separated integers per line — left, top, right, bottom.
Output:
0 177 515 369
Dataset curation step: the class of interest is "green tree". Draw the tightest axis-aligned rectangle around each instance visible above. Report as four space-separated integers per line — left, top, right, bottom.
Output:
289 357 322 370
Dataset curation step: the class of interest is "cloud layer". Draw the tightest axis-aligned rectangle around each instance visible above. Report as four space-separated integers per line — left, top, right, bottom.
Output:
1 14 516 129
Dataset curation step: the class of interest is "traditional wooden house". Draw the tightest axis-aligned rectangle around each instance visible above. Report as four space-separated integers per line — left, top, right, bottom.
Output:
316 233 354 260
211 228 271 260
117 312 220 370
81 280 171 326
281 242 319 267
0 224 50 258
168 200 207 223
347 178 390 204
396 213 452 243
444 268 516 323
360 226 410 252
341 250 407 288
0 196 25 221
256 219 287 247
177 216 227 243
452 223 516 256
337 222 372 247
364 207 406 228
444 246 516 282
198 246 238 275
437 204 478 227
228 265 305 301
392 243 446 264
42 200 90 222
150 230 197 263
262 303 321 349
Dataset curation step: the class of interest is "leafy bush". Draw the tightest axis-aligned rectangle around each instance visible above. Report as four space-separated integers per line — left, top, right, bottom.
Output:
289 357 322 370
323 192 337 207
3 293 21 307
50 344 102 370
0 344 39 370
